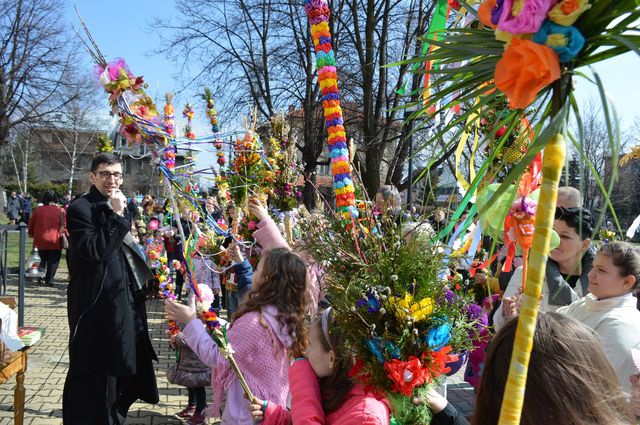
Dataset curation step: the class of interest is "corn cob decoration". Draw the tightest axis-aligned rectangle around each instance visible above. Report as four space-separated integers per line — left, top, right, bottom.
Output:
304 0 357 220
498 133 566 424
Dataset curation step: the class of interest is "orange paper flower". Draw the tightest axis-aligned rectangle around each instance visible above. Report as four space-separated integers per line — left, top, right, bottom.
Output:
494 38 561 109
478 0 498 29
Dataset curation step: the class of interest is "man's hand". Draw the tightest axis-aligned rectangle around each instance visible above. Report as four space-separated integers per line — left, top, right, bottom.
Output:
109 190 127 216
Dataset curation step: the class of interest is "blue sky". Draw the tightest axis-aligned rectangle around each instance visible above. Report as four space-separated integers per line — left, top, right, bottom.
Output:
68 1 640 143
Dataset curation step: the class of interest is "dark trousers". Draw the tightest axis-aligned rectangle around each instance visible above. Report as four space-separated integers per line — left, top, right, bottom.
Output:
62 371 137 425
39 249 61 285
188 387 207 414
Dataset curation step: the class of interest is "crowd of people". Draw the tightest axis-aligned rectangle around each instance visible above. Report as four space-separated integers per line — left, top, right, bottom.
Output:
3 153 639 424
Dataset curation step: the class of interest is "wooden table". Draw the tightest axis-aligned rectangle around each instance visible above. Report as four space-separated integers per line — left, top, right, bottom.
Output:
0 296 27 425
0 349 27 425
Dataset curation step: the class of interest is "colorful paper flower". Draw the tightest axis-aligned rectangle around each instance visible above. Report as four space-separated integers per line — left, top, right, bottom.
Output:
533 20 585 62
425 323 452 351
367 338 386 363
478 0 498 28
548 0 591 26
494 38 561 109
496 0 556 35
384 356 430 396
389 293 434 323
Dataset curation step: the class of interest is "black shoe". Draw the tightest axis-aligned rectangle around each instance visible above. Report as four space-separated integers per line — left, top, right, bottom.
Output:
45 282 55 287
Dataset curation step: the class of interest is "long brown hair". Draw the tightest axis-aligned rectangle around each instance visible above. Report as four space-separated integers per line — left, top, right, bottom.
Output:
232 247 309 358
315 308 355 412
473 313 634 425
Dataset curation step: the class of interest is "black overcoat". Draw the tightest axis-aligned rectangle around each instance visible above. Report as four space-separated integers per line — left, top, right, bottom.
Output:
66 186 158 404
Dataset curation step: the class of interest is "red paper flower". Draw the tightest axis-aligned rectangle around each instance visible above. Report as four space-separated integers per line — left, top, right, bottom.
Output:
426 346 457 379
384 356 430 396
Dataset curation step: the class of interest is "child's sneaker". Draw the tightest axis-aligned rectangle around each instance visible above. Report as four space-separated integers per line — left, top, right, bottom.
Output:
175 404 195 420
188 412 207 425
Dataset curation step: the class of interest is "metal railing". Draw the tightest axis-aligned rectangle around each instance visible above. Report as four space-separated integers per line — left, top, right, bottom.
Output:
0 224 27 326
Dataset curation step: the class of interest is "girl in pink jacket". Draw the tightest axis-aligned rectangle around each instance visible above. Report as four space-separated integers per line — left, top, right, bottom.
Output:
165 247 310 424
248 308 390 425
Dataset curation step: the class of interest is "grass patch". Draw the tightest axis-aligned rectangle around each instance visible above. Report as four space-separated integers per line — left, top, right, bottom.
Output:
2 229 33 268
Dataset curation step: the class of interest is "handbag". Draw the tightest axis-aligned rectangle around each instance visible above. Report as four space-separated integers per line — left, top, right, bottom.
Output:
59 209 69 250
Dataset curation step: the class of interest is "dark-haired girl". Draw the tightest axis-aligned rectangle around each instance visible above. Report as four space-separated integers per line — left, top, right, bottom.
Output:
248 308 390 425
495 207 595 330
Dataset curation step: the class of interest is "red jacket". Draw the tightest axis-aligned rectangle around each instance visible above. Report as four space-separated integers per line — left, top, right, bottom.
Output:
28 205 66 251
263 360 390 425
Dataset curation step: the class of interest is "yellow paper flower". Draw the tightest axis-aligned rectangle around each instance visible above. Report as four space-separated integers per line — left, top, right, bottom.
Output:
390 293 434 323
548 0 591 26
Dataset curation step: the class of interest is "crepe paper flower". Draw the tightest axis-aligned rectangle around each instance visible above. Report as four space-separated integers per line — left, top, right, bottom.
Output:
384 356 430 396
357 293 381 313
426 346 457 378
448 0 462 10
389 293 434 323
367 338 386 363
548 0 591 26
496 0 557 35
386 341 402 359
494 38 561 109
533 20 585 62
478 0 498 28
425 323 452 351
304 0 357 220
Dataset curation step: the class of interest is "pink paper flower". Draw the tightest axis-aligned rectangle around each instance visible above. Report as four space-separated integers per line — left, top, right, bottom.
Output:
496 0 557 34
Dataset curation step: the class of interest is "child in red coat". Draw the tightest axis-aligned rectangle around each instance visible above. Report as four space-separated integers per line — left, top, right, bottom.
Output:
249 308 390 425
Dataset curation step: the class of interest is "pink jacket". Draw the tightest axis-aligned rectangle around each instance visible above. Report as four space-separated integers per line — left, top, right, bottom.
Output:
183 305 291 423
262 360 390 425
253 217 322 315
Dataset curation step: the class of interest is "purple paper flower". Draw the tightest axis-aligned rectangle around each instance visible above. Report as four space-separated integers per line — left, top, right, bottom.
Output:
491 0 506 25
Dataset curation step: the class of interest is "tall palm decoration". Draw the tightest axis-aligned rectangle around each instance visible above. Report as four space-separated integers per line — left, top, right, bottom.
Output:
399 0 639 423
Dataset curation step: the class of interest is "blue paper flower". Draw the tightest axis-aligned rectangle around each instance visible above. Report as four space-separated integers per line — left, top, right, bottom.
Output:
533 20 585 63
356 293 381 313
385 341 401 359
425 323 451 351
366 338 386 363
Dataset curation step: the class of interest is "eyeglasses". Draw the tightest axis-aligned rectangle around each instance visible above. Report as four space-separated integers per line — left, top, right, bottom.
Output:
94 171 124 180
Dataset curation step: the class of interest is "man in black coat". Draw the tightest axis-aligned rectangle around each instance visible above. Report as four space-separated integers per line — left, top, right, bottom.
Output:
63 153 159 424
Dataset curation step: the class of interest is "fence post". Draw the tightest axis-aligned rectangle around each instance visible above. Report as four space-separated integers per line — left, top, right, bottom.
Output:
18 224 27 327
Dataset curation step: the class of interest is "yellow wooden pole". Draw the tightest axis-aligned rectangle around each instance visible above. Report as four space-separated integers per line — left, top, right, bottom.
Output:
498 133 566 424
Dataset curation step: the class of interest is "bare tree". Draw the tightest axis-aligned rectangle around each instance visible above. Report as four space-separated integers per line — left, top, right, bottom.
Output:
570 98 630 212
0 0 80 199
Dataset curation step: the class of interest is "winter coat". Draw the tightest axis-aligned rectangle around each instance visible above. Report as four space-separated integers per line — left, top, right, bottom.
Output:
183 305 292 423
494 249 593 331
66 185 158 403
557 293 640 395
7 196 19 220
262 359 390 425
28 205 66 251
233 258 253 300
166 331 211 388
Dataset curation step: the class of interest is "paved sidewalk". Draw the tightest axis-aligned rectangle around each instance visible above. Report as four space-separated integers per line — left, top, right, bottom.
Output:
0 269 475 424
